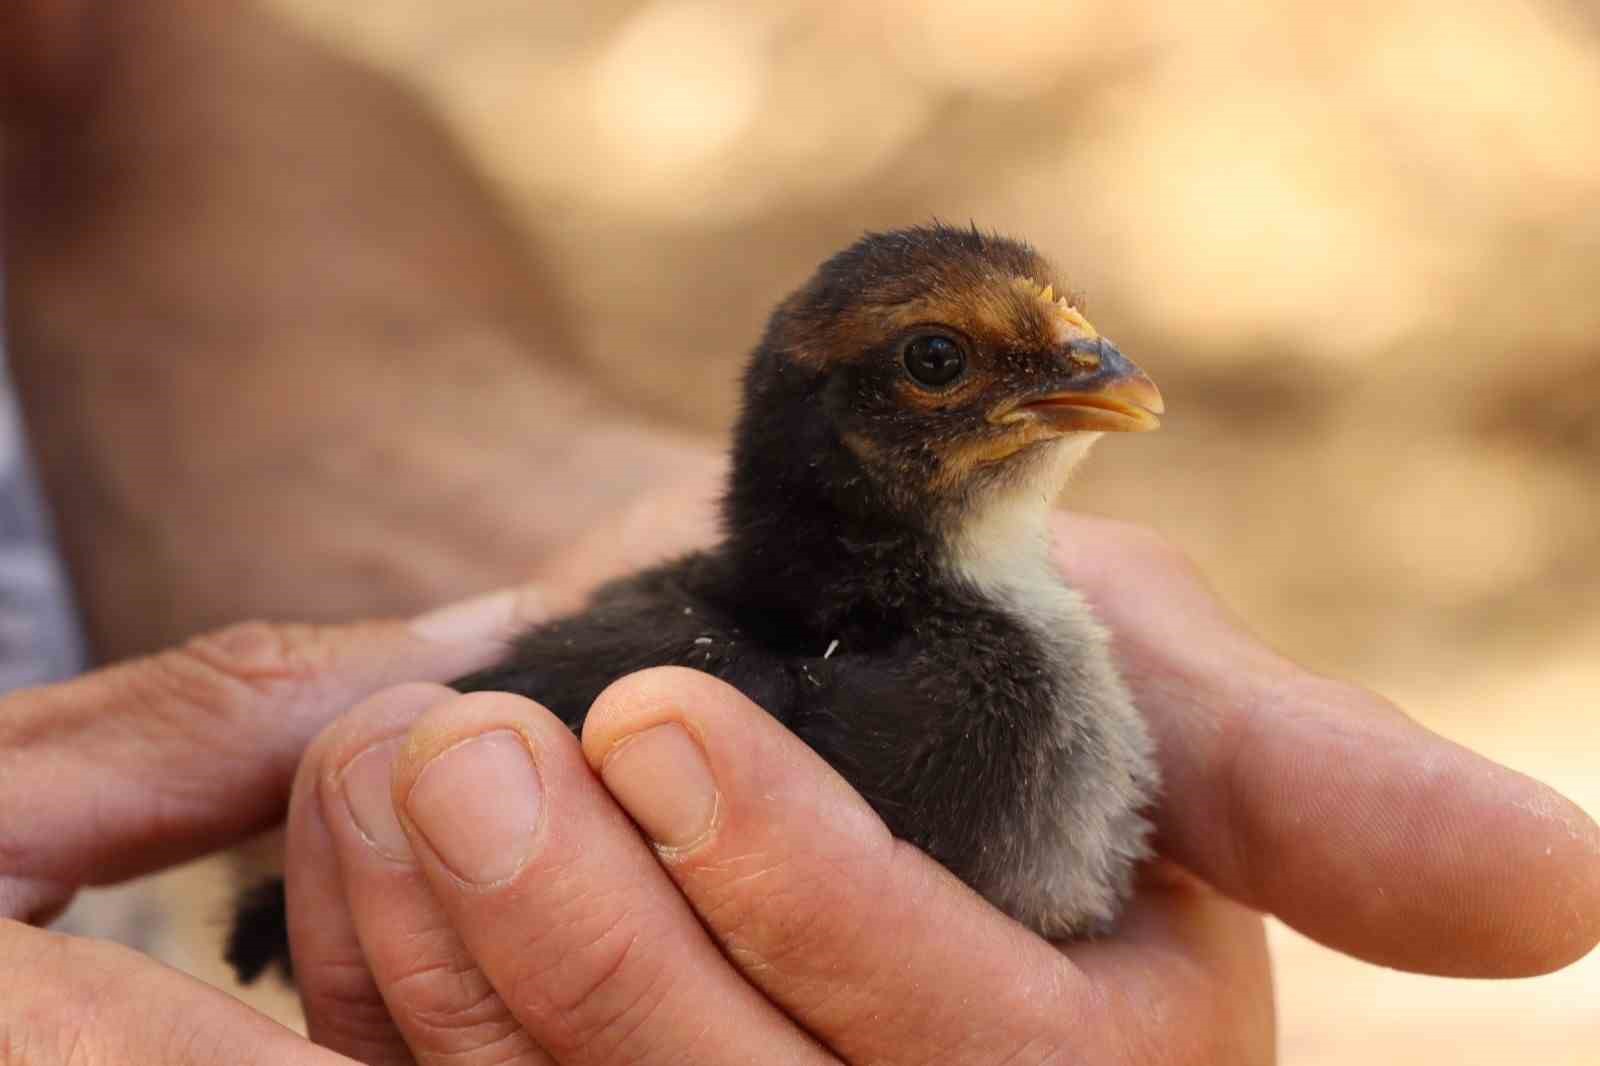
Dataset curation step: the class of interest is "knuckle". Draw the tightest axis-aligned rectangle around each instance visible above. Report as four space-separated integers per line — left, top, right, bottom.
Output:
698 842 901 1032
706 844 881 979
387 950 495 1030
383 952 527 1057
564 963 670 1062
129 621 335 740
181 621 327 697
301 957 397 1048
514 902 669 1059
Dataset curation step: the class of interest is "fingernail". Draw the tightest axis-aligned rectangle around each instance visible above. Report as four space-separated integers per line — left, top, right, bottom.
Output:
409 588 539 646
340 738 410 860
406 731 543 884
600 724 718 850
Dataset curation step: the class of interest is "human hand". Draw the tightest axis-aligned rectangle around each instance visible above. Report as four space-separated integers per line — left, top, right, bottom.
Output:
1051 512 1600 976
0 589 549 1063
280 520 1599 1065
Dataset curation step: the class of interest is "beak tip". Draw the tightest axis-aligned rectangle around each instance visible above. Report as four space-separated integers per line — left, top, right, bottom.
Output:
1128 369 1165 419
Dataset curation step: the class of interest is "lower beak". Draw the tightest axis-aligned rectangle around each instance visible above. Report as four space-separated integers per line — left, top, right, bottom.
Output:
1017 340 1164 433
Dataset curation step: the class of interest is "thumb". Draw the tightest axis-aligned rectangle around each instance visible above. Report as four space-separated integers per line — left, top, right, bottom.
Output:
0 586 542 909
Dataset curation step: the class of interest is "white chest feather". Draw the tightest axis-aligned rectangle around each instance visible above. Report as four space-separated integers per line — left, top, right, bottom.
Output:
949 496 1098 643
940 434 1159 937
947 434 1104 646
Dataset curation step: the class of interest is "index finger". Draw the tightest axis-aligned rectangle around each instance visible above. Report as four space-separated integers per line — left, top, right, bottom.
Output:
1053 513 1600 976
0 587 541 906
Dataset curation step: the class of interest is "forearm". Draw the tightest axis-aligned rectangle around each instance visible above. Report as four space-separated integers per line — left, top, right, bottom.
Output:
2 0 721 659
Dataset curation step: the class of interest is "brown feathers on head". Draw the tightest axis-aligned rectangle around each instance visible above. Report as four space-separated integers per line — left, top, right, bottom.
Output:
774 224 1094 373
732 223 1158 531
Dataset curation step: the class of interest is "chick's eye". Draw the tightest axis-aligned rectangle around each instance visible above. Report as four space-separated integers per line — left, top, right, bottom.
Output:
903 334 965 388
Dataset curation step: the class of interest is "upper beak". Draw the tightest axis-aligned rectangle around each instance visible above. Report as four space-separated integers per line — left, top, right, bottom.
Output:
1015 339 1165 433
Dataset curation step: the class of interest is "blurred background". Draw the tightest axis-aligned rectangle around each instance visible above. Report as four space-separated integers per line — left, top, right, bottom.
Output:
33 0 1600 1060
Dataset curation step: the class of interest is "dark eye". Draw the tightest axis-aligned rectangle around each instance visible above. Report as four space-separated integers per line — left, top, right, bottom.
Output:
903 334 965 388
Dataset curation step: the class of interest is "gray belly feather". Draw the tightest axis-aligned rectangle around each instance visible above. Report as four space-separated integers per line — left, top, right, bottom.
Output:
950 550 1158 938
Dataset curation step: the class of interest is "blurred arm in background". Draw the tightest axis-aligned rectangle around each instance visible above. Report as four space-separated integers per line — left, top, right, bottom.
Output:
1 0 721 663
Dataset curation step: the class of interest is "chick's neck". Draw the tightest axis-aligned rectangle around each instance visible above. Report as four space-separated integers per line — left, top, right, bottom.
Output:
716 403 983 650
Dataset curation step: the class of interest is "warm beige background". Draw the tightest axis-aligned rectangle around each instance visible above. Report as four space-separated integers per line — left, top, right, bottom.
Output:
62 1 1597 1061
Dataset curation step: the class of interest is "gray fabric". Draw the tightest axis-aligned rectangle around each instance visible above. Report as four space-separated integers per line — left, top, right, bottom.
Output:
0 343 87 692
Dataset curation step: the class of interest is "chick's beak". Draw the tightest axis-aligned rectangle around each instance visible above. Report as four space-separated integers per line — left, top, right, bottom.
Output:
1017 339 1165 433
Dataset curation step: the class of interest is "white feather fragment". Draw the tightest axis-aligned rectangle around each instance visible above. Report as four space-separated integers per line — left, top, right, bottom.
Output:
823 639 839 659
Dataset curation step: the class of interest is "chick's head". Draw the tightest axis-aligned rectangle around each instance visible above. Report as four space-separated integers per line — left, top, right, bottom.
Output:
734 224 1163 531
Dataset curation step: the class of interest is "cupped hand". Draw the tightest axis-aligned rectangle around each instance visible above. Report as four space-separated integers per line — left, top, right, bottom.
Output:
279 515 1600 1066
286 677 1271 1066
0 587 547 1064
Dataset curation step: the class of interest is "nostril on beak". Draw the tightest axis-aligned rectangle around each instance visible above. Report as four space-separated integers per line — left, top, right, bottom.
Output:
1065 338 1104 373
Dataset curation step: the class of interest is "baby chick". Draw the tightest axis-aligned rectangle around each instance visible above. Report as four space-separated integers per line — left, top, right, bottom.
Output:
229 223 1164 982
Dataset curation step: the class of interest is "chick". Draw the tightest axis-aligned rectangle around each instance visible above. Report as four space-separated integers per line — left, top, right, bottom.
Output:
228 223 1164 983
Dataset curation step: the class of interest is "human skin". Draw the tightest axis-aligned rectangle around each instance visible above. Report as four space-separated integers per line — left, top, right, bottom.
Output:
2 2 1598 1062
2 502 1596 1064
2 0 721 660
